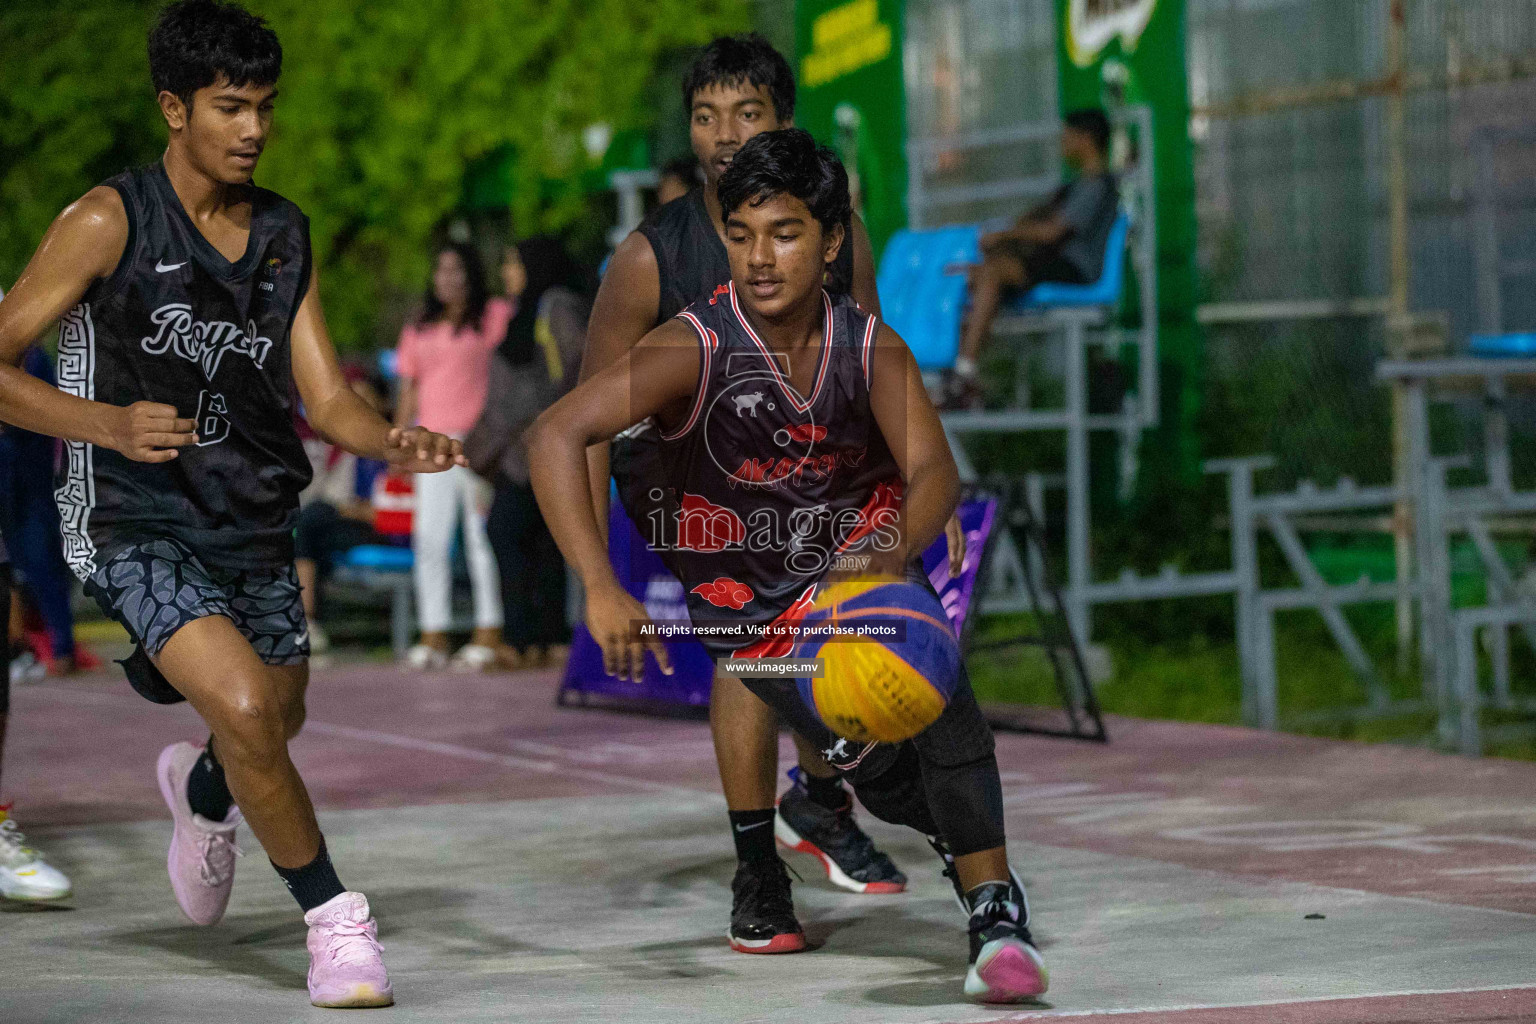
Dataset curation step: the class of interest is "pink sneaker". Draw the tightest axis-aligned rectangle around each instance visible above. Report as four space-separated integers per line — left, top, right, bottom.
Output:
305 891 394 1008
156 741 243 926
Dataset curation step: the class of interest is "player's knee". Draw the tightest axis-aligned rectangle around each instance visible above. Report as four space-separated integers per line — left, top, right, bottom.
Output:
211 685 287 759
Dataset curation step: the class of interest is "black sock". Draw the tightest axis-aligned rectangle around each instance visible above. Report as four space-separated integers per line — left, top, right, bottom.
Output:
803 771 847 811
185 737 234 822
728 809 777 863
272 839 347 913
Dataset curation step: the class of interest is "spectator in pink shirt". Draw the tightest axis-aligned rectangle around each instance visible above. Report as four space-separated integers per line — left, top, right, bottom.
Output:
394 243 512 671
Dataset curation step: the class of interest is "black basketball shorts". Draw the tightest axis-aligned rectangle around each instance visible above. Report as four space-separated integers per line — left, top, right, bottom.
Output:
84 536 310 701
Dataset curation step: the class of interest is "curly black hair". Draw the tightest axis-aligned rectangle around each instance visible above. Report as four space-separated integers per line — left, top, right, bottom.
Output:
717 128 851 236
149 0 282 106
682 34 795 122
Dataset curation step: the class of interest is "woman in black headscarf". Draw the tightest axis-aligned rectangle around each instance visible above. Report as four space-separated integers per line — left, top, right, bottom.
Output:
465 237 590 669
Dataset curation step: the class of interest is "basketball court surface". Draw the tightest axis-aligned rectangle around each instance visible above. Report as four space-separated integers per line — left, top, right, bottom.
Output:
3 661 1534 1022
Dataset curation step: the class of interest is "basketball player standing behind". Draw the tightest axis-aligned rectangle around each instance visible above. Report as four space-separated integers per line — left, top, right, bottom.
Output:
0 0 465 1008
583 35 924 953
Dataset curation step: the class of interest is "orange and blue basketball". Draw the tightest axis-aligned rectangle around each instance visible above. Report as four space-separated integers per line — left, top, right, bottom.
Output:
793 580 961 744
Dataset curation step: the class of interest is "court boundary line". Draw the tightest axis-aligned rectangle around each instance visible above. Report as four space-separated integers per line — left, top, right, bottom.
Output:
304 720 710 799
23 684 710 799
925 983 1536 1022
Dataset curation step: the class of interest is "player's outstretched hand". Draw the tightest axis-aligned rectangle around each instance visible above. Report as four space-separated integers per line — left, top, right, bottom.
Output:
108 401 198 462
587 581 672 683
385 426 467 472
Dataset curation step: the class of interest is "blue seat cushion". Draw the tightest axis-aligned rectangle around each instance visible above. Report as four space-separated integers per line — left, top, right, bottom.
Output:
1012 213 1131 311
877 225 982 371
877 213 1130 370
337 544 414 571
1470 333 1536 358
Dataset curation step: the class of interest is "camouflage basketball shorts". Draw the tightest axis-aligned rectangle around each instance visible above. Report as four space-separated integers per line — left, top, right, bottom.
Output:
84 536 310 666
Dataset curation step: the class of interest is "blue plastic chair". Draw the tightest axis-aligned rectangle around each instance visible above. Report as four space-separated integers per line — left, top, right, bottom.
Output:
1012 213 1131 312
337 544 414 571
1470 333 1536 358
877 225 982 371
877 213 1131 371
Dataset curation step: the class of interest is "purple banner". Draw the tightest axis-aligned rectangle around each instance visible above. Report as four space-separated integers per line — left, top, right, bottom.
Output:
921 497 998 636
558 497 998 708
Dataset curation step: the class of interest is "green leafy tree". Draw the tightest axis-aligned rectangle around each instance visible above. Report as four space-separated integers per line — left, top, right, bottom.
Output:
0 0 747 347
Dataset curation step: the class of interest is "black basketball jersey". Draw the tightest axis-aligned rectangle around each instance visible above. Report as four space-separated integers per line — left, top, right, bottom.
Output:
641 284 902 657
639 187 855 323
54 163 313 579
616 189 858 530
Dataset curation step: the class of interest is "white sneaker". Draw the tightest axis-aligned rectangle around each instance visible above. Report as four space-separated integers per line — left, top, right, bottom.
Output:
0 805 73 901
403 644 448 671
450 643 499 672
9 651 45 686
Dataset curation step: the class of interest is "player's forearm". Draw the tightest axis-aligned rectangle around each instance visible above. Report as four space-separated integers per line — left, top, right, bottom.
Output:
586 439 612 545
528 416 622 596
896 461 961 562
0 364 121 447
306 390 391 460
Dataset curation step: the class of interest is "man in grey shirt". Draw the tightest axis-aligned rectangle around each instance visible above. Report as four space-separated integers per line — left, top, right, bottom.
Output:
948 108 1119 409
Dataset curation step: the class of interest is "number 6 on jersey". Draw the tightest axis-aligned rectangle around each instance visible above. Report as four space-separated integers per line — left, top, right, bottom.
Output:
194 389 231 447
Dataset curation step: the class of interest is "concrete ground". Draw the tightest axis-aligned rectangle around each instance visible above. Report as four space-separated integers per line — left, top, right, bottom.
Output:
2 664 1535 1023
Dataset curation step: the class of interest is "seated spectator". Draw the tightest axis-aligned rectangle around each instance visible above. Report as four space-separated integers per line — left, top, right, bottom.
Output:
295 369 394 654
946 107 1119 410
656 156 701 206
467 238 587 669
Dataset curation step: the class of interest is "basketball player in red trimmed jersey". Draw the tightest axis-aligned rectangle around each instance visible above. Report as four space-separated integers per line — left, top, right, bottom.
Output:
531 130 1048 1003
583 34 914 941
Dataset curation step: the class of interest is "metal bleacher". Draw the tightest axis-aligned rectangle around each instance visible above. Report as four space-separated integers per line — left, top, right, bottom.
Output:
877 105 1159 646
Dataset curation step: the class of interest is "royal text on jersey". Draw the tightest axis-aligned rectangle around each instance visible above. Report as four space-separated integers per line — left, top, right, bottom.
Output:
140 303 274 379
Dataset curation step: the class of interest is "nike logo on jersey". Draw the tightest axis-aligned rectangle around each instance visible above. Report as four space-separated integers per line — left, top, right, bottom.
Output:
155 259 187 273
140 303 273 379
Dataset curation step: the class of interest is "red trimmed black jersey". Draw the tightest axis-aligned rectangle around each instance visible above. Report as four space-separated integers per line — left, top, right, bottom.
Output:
612 191 857 533
53 163 313 579
643 283 903 657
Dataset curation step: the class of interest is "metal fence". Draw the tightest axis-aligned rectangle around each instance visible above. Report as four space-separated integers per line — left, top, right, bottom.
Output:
1191 0 1536 343
903 0 1536 346
903 0 1061 226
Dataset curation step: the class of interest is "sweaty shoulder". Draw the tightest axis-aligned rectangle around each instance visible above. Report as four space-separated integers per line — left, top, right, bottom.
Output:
608 228 660 284
54 186 130 282
871 319 909 352
581 229 662 380
638 314 699 350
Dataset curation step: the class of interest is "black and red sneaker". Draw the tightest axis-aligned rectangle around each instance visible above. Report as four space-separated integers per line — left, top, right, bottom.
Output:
776 769 907 894
728 857 806 954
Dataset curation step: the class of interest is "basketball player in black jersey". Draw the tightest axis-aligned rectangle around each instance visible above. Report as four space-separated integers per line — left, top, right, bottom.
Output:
532 130 1048 1002
0 1 459 1008
584 33 949 946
